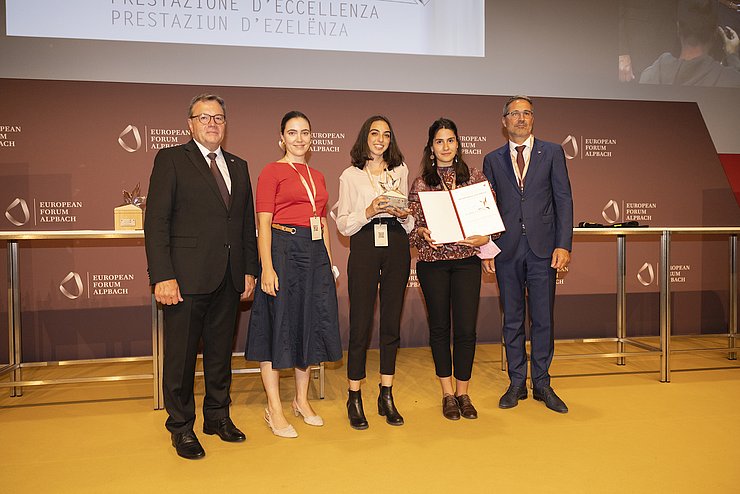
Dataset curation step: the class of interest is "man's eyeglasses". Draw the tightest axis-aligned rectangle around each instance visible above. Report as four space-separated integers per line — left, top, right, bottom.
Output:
504 110 534 119
190 113 226 125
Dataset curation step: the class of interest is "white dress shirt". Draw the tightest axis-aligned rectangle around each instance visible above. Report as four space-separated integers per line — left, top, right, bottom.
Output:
508 134 534 188
193 139 232 193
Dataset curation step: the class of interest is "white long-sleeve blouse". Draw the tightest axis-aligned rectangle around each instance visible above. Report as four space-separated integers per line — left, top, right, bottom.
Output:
334 163 415 237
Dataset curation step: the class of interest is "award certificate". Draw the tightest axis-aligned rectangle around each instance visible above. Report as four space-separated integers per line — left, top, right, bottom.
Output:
418 181 505 244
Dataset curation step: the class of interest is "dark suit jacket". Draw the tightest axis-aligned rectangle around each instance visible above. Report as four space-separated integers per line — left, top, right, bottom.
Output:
483 138 573 261
144 139 258 294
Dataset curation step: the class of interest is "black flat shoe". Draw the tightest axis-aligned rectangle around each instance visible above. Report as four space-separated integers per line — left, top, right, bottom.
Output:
171 430 205 460
533 385 568 413
203 417 246 442
498 385 528 409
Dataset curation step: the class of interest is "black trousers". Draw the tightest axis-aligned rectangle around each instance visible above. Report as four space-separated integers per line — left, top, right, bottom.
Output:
416 255 481 382
346 220 410 381
162 264 240 434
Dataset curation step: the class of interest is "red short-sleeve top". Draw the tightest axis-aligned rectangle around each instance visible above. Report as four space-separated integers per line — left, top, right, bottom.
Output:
255 161 329 227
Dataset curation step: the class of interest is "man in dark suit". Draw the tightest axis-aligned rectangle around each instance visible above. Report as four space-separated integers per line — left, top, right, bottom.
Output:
482 95 573 414
145 94 258 458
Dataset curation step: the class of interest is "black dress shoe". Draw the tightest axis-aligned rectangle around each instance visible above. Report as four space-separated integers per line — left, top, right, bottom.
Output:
347 389 369 430
442 394 461 420
533 385 568 413
203 417 246 442
498 385 528 409
377 384 404 426
455 394 478 419
171 430 205 460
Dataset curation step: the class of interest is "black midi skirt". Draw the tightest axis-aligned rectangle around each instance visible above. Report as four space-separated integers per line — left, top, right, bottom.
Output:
246 225 342 369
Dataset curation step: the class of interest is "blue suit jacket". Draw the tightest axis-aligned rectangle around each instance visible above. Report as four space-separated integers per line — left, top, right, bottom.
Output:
483 138 573 261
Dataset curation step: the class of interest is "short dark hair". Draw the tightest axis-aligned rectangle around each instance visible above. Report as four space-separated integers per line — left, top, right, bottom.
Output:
677 0 717 46
280 110 311 134
420 118 470 188
502 95 534 117
349 115 404 170
188 93 226 118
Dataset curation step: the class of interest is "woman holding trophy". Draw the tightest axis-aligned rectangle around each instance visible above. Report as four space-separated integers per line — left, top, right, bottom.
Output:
335 115 413 429
408 117 494 421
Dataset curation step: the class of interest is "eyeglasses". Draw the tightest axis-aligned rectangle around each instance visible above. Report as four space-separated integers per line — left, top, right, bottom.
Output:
504 110 534 119
190 113 226 125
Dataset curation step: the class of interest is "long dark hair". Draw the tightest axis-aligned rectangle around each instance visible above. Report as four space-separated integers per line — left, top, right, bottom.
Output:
349 115 404 170
421 117 470 188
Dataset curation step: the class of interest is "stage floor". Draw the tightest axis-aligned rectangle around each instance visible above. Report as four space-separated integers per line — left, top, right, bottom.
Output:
1 342 739 493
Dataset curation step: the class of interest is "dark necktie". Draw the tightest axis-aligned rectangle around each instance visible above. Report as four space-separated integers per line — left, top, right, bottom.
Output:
208 152 230 206
515 145 526 187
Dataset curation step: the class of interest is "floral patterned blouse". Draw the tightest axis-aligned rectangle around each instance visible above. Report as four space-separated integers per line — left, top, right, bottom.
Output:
408 166 493 263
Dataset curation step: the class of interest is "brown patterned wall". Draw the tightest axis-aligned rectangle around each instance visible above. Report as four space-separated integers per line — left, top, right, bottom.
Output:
1 79 738 362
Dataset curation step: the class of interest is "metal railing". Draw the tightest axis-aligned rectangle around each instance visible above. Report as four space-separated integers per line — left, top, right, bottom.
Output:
499 227 739 382
0 230 324 408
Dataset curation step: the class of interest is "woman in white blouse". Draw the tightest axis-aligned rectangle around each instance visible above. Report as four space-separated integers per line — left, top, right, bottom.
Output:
335 115 413 429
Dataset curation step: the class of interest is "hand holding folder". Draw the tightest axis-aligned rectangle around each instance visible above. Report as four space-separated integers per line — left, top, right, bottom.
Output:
418 181 505 244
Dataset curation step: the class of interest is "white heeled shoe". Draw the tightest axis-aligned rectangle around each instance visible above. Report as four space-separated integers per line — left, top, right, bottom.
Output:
264 408 298 438
292 399 324 426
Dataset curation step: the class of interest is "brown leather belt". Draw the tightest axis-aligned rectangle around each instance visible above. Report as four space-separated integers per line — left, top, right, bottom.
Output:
271 223 297 234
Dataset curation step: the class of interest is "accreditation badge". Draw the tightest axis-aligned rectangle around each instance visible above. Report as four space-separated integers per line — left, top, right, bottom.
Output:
310 216 322 241
374 223 388 247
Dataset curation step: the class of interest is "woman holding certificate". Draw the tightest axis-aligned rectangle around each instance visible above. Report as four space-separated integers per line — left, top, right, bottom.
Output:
246 111 342 438
408 118 492 421
335 115 413 430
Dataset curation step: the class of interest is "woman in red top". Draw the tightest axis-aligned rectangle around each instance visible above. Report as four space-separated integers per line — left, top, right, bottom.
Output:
246 111 342 438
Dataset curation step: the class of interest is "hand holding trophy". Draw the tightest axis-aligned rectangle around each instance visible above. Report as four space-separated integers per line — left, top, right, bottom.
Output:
379 173 409 218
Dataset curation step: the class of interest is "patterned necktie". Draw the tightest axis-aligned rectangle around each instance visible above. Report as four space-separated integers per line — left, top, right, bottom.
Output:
515 145 526 187
208 152 230 206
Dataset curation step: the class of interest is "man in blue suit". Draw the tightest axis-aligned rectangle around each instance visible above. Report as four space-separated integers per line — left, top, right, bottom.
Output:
482 95 573 413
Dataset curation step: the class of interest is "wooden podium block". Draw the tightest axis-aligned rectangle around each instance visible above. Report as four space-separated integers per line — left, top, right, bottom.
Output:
114 204 143 230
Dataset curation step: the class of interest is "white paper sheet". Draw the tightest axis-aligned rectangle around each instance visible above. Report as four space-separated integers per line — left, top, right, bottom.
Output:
418 181 505 244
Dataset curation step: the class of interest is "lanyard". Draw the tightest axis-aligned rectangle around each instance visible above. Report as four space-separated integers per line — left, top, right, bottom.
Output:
437 167 456 191
287 161 318 216
365 165 390 196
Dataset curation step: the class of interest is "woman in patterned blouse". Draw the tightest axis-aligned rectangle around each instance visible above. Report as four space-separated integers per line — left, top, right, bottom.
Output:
408 117 492 421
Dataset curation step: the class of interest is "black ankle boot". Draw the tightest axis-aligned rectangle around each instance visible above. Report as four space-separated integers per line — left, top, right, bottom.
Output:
377 384 404 426
347 389 369 430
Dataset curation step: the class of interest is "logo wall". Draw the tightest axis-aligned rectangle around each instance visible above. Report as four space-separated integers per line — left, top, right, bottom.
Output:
637 262 655 286
562 135 579 160
407 268 419 289
561 134 617 160
5 198 85 226
59 271 138 300
601 199 658 224
311 131 345 154
118 125 142 153
5 198 30 226
459 134 488 156
602 199 620 224
59 272 84 299
118 124 190 152
0 124 21 148
636 261 692 286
